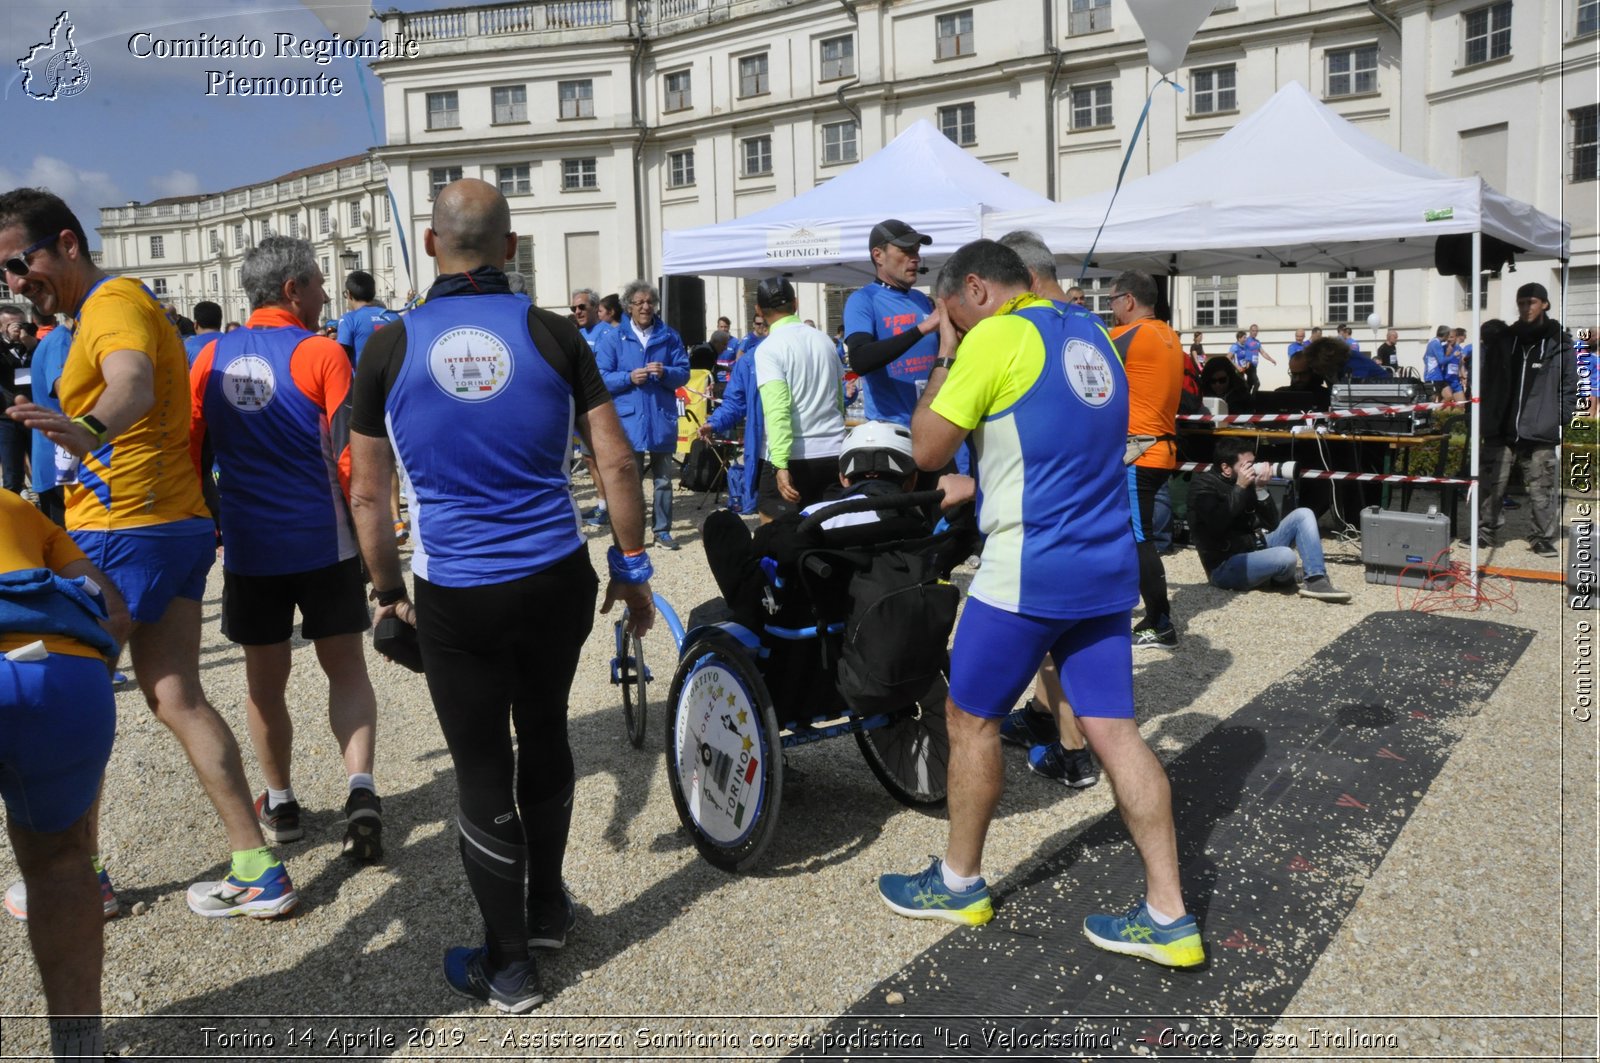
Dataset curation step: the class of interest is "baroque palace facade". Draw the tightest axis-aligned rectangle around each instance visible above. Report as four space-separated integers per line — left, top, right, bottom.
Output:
100 0 1596 356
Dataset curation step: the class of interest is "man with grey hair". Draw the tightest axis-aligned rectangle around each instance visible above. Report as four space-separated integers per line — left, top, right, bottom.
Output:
570 287 614 525
595 279 690 548
189 235 384 866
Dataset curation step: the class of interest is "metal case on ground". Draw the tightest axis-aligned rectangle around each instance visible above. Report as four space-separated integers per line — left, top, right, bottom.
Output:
1360 505 1454 588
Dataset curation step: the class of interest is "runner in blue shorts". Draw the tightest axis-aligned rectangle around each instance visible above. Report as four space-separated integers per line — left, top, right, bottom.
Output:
0 488 127 1061
875 240 1206 970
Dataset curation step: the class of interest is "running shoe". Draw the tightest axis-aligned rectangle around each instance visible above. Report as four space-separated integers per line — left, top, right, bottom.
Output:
583 508 610 528
1530 539 1558 558
999 698 1058 748
1132 622 1178 648
1028 742 1099 789
580 505 602 520
654 531 680 551
254 793 304 843
3 867 121 921
442 947 544 1013
1298 575 1352 602
342 788 384 863
877 857 993 927
186 862 299 919
1083 899 1206 968
528 888 577 949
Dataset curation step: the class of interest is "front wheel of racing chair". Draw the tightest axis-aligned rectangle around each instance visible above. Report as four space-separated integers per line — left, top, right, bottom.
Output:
614 613 650 749
665 629 784 872
855 673 950 807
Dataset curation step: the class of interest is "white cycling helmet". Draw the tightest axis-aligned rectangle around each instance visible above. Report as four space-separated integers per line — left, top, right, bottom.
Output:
839 420 916 480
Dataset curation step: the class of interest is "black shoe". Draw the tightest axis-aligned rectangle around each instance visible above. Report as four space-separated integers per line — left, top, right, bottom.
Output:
1028 742 1100 788
255 793 303 843
1530 539 1558 558
342 788 383 862
1132 622 1177 649
999 698 1059 748
443 947 543 1014
527 888 577 949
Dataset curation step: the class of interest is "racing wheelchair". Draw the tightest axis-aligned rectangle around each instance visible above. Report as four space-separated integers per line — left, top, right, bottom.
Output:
609 488 959 871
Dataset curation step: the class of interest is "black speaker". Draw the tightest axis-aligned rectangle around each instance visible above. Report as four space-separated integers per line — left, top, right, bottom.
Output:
663 275 706 345
1433 233 1521 277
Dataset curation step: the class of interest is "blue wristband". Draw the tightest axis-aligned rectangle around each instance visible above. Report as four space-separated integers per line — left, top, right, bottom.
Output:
607 545 654 584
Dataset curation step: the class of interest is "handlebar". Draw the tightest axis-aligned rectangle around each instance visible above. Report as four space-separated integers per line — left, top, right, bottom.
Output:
794 488 946 538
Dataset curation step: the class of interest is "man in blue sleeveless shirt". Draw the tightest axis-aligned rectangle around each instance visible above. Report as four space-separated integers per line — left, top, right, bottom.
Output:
877 240 1206 970
348 179 655 1013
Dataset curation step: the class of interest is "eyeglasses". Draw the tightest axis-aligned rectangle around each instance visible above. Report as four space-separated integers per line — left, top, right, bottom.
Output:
571 304 592 312
3 233 59 278
1109 292 1132 305
629 299 658 309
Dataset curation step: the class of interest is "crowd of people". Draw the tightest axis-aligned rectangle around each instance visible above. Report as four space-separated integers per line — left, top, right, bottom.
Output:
0 178 1585 1052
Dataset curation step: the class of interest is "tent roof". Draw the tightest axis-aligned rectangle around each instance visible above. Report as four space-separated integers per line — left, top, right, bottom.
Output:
991 81 1570 276
662 119 1055 284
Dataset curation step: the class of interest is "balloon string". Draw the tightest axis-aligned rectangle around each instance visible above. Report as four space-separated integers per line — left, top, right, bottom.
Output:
352 59 413 286
1077 75 1180 284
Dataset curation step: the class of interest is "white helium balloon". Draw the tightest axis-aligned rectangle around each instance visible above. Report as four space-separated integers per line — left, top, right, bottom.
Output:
1126 0 1220 76
1367 312 1382 328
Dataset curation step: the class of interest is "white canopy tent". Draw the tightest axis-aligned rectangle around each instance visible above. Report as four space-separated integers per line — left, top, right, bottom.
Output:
660 119 1056 285
992 81 1571 582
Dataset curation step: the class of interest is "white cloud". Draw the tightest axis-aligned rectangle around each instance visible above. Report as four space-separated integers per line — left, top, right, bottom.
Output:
0 154 124 214
150 169 202 199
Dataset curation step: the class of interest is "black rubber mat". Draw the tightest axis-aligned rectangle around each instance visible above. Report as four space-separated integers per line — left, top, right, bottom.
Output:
803 611 1531 1059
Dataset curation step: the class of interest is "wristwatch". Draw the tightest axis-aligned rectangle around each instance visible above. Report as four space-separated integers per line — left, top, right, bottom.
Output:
370 585 408 606
73 414 109 446
933 356 957 371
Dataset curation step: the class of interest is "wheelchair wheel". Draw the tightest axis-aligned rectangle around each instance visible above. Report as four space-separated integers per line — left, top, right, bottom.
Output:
665 631 784 872
616 618 648 749
856 674 949 807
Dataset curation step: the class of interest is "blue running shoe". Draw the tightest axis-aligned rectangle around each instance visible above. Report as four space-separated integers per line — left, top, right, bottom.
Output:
1000 698 1058 748
654 531 679 551
1083 900 1205 968
186 862 299 919
1028 742 1100 788
878 857 993 926
583 508 610 528
443 947 544 1013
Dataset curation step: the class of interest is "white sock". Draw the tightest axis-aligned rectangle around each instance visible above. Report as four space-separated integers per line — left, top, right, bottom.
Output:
940 861 981 891
267 786 296 809
348 773 375 795
1145 901 1181 926
595 501 607 512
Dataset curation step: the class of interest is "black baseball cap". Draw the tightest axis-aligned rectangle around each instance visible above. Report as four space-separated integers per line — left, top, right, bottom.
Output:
1516 281 1550 307
755 276 797 310
869 219 932 251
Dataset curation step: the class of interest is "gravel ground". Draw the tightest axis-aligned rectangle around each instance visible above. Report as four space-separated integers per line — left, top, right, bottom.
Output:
0 480 1592 1061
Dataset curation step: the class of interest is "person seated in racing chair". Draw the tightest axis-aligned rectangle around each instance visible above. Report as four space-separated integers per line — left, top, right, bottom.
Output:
701 421 973 637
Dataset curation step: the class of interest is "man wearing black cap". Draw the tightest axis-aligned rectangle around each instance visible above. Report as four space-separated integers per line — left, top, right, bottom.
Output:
1477 282 1576 558
751 277 847 518
842 219 942 428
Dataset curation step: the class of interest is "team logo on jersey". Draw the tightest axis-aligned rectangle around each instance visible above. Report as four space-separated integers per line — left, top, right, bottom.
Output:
429 327 513 401
221 355 276 412
1060 338 1116 407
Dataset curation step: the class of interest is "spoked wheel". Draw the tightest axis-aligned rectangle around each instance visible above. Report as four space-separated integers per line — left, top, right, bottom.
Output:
856 674 949 807
615 616 649 748
665 631 784 872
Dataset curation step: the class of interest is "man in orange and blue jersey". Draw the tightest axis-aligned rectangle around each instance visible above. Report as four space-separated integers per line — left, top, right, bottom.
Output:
190 236 383 865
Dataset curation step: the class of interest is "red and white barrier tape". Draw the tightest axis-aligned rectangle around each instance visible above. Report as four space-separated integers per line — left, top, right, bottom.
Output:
1173 461 1475 487
1177 399 1470 426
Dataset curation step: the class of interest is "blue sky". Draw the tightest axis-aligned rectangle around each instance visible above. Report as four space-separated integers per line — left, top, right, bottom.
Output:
1 0 464 248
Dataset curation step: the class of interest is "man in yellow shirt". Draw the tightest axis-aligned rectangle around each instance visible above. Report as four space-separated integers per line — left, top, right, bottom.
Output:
1 187 296 919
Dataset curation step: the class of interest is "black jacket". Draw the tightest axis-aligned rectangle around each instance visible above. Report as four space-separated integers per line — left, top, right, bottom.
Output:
1480 316 1576 447
1189 468 1280 573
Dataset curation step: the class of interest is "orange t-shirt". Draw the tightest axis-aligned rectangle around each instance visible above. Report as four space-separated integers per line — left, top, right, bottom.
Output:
1112 317 1185 470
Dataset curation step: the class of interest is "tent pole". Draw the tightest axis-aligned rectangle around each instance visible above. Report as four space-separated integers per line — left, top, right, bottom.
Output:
1469 230 1482 592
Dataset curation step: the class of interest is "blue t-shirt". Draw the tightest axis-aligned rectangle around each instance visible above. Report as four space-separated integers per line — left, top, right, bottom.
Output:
1422 338 1446 382
1229 342 1255 368
28 327 73 494
579 321 613 350
337 304 400 365
1343 350 1392 380
182 332 216 367
842 281 937 426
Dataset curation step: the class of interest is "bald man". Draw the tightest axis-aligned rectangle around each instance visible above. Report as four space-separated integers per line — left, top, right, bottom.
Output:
348 179 654 1013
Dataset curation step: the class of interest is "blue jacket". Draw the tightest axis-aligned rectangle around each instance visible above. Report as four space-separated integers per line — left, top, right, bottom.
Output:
29 326 72 494
705 352 763 513
596 320 691 453
0 568 117 657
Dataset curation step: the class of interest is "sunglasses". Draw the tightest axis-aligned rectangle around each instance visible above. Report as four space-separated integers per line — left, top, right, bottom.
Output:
571 304 592 312
3 233 59 278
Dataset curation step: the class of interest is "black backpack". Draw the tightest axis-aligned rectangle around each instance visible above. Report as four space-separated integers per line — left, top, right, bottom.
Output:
835 546 959 713
680 437 728 494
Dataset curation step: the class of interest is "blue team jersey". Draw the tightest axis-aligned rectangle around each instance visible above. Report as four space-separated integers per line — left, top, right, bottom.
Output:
182 332 213 367
383 294 583 588
842 281 938 426
200 325 356 577
338 305 400 365
1423 338 1446 381
579 321 613 350
1229 342 1255 368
